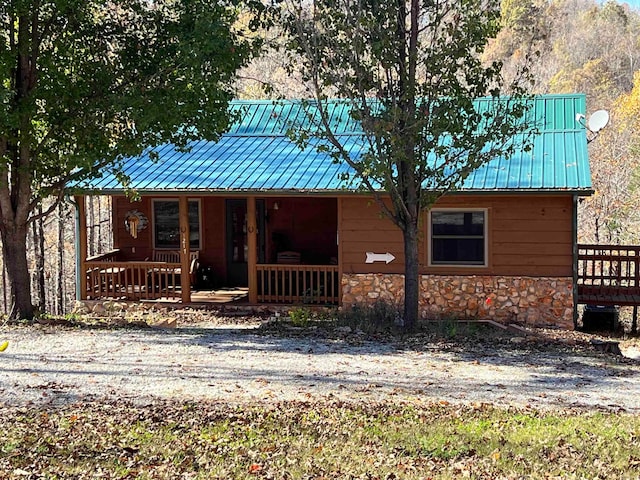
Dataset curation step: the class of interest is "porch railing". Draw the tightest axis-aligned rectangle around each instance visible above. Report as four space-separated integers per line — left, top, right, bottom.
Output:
86 249 120 263
257 264 340 305
85 257 182 301
577 244 640 305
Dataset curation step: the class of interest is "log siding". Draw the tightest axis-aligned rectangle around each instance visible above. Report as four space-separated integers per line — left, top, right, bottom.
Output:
339 195 573 277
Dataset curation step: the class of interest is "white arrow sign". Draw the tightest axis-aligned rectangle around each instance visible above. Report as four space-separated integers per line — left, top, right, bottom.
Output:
365 252 396 264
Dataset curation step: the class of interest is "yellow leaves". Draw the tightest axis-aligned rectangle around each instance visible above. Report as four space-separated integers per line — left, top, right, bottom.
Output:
0 340 8 352
548 59 615 99
615 70 640 132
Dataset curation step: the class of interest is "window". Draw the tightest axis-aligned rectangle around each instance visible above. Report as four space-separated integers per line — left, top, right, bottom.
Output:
153 199 201 250
430 210 486 266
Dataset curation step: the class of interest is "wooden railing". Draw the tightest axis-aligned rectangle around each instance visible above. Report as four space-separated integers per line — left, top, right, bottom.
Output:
85 260 182 301
257 264 340 305
86 249 120 263
577 244 640 305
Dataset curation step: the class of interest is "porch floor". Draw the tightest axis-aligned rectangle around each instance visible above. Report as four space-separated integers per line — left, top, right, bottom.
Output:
129 287 250 305
191 287 249 304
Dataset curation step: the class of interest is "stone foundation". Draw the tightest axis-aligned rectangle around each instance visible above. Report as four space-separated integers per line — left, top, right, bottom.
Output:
342 274 574 329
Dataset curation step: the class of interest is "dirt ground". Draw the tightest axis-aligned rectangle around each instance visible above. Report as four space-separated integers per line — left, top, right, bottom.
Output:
1 313 639 412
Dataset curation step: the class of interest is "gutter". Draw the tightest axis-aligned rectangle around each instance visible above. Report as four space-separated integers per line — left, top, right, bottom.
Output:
78 187 597 197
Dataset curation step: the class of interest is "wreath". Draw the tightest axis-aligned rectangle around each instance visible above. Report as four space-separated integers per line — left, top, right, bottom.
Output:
124 210 148 238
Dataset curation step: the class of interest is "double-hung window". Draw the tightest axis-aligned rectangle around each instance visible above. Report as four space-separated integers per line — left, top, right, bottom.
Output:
153 199 201 250
430 210 486 266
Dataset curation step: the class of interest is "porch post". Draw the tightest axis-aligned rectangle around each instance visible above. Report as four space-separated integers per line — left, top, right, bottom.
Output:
179 196 191 303
572 195 578 329
76 195 88 300
247 197 257 303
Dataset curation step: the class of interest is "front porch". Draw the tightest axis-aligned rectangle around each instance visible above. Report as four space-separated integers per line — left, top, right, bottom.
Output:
83 249 339 305
76 195 340 306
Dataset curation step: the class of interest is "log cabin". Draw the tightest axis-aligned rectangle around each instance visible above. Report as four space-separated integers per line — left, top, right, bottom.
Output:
75 94 593 329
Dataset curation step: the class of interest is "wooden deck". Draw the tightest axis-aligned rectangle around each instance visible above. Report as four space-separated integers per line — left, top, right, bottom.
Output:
576 244 640 306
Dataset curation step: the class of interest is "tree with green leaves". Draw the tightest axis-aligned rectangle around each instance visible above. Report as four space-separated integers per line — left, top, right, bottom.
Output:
283 0 533 327
0 0 266 320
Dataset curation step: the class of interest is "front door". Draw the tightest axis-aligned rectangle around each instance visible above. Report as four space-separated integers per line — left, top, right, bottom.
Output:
225 199 266 287
226 199 248 286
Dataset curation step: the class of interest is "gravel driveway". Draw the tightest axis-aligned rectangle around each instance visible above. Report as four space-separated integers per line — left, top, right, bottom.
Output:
1 322 639 412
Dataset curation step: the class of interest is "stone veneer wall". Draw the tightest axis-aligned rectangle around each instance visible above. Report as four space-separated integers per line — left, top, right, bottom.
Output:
342 274 574 329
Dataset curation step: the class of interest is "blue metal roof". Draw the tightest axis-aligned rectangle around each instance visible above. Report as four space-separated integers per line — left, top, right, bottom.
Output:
82 94 592 194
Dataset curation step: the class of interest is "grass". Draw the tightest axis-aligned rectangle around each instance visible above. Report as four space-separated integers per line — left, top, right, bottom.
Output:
1 400 639 479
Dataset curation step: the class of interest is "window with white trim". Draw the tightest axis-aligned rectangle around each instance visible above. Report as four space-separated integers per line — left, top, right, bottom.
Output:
430 210 486 266
153 199 201 250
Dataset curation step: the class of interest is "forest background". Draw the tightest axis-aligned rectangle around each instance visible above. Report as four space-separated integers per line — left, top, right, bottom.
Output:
5 0 640 316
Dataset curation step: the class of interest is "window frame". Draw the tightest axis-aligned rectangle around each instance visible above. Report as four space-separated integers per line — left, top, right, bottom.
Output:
428 208 488 268
151 198 202 251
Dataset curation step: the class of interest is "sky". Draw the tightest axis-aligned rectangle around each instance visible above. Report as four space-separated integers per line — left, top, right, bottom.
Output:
614 0 640 9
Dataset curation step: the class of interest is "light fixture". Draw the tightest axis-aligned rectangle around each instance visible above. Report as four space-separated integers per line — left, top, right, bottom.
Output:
274 201 279 210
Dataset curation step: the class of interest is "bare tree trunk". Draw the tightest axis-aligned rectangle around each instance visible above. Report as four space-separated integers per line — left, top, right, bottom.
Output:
107 196 113 251
57 202 65 315
30 215 37 307
34 205 46 313
1 224 34 320
97 196 102 253
88 196 95 257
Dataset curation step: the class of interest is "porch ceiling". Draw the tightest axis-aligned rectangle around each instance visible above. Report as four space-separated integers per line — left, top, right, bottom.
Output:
79 95 593 195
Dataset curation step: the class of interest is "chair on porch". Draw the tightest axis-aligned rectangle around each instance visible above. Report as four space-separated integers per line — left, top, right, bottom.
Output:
151 250 180 263
277 251 301 264
149 250 200 290
273 251 301 299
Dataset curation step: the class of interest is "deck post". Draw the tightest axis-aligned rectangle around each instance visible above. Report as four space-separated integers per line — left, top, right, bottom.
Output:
179 196 191 303
247 197 258 304
76 195 88 300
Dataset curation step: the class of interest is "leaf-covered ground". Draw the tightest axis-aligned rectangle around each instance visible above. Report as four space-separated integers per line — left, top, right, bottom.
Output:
1 399 639 479
2 315 640 478
2 317 640 411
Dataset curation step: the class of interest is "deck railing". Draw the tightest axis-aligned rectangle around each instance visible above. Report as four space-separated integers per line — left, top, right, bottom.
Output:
85 258 182 301
577 244 640 304
257 264 340 305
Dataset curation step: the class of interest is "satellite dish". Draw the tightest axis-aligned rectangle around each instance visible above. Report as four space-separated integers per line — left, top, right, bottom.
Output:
587 110 610 133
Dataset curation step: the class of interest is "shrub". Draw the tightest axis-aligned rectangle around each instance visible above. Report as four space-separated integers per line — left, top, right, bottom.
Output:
337 300 403 334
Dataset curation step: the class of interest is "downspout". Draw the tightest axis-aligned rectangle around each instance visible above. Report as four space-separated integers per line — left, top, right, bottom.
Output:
66 196 82 300
572 195 579 329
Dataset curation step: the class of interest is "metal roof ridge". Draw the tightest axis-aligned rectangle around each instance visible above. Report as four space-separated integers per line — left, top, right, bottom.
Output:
223 132 364 137
229 93 587 104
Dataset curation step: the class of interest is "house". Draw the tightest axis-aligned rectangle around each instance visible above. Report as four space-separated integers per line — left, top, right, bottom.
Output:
75 94 592 329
